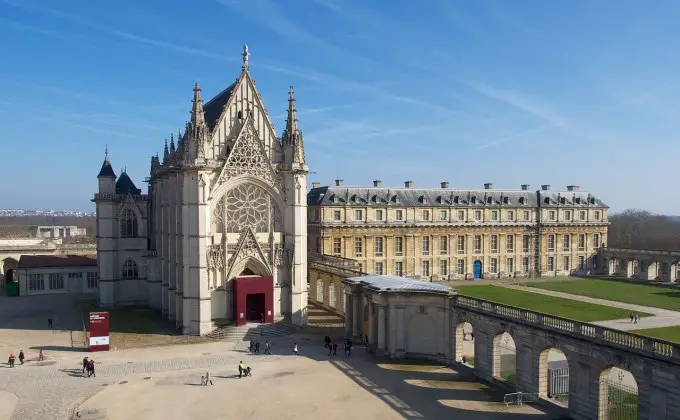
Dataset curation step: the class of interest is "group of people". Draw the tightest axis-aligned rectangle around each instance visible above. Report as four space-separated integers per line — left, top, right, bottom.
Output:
7 350 26 367
249 340 272 355
82 357 96 377
238 361 252 378
629 312 641 324
323 336 353 357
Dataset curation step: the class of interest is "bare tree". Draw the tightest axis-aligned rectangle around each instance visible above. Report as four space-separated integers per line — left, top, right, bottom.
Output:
608 209 680 251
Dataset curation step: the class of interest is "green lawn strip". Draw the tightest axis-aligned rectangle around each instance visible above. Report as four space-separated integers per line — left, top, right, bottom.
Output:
527 279 680 311
632 326 680 343
457 285 648 322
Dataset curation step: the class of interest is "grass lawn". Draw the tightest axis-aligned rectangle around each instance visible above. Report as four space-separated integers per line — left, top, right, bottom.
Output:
632 326 680 343
528 279 680 311
457 285 649 322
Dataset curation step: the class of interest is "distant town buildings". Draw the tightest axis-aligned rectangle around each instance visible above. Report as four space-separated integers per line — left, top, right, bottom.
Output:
29 225 87 239
0 209 94 217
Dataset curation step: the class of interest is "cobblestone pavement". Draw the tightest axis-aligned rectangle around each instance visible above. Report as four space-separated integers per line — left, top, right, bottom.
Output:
0 338 305 420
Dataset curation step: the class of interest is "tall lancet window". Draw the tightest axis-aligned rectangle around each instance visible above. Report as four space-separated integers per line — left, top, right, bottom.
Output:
122 259 139 279
120 209 138 237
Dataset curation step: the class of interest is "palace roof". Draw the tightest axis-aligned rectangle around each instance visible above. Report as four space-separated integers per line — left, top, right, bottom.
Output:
115 171 141 195
345 274 452 295
18 254 97 269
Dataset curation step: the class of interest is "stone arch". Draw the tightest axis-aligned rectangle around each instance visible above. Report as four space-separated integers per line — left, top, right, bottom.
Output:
226 256 271 282
492 331 517 385
1 257 19 283
316 279 324 302
455 320 475 365
118 199 144 237
538 346 569 403
598 365 639 419
210 175 285 218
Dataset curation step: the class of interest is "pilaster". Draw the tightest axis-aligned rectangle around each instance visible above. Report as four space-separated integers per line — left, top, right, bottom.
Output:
377 304 386 352
160 176 169 315
174 172 184 328
167 172 177 322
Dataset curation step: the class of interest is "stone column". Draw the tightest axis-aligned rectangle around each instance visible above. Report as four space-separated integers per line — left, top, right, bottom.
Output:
344 289 353 338
160 176 170 316
175 173 184 328
567 362 598 420
670 262 677 282
473 330 493 382
352 291 361 338
377 304 386 352
625 260 634 278
367 301 374 350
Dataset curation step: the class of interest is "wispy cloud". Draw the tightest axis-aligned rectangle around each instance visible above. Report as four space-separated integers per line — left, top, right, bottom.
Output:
0 16 66 39
473 124 553 151
110 31 235 62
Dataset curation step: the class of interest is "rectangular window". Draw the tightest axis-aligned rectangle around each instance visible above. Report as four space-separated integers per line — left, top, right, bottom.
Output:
375 237 384 257
422 210 430 221
354 210 363 221
422 261 430 277
594 233 600 248
507 210 514 221
563 234 570 251
507 258 514 274
523 211 530 221
523 235 530 252
595 211 601 220
491 210 499 221
490 234 498 252
522 257 530 273
439 236 448 254
474 210 482 221
474 235 482 253
395 261 403 276
439 210 447 221
395 210 404 221
332 238 342 256
375 209 383 221
29 273 44 291
506 235 514 253
547 235 555 251
87 272 98 289
333 210 341 221
563 256 570 270
547 256 554 271
354 237 363 257
375 262 383 275
458 210 465 221
549 210 556 220
68 272 82 279
579 210 586 220
395 236 403 256
440 260 448 276
457 236 465 253
579 255 585 268
578 234 585 250
49 273 64 290
565 211 572 221
422 236 430 256
490 258 498 273
457 259 465 275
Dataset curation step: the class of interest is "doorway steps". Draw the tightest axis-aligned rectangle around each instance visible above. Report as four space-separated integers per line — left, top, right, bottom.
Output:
204 322 294 342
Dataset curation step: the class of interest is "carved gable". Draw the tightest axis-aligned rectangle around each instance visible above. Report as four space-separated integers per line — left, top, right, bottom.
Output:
214 116 277 188
227 227 271 276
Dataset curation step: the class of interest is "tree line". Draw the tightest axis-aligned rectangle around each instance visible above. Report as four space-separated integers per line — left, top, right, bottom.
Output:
607 210 680 251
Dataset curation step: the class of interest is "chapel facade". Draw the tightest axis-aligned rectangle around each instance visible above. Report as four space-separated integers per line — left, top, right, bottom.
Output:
94 46 309 335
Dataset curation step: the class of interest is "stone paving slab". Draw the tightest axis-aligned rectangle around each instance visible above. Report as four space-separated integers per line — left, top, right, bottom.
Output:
0 390 18 420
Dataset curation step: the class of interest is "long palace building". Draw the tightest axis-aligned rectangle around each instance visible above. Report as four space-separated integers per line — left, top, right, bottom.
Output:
307 180 608 280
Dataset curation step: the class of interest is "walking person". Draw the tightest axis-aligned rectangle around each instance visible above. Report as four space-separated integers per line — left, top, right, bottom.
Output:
8 354 15 368
204 371 213 386
89 360 96 378
264 340 271 355
293 342 299 355
635 313 640 324
328 342 333 356
38 349 44 362
255 341 260 354
332 342 338 356
82 357 89 374
47 318 53 329
238 361 245 378
18 350 24 365
629 312 634 323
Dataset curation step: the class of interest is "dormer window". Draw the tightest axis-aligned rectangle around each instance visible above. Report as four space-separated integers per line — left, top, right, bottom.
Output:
393 195 401 204
453 196 460 204
420 196 428 204
503 197 509 204
471 196 477 204
590 197 596 205
519 197 525 205
575 197 581 205
486 196 493 204
330 194 338 203
544 197 550 204
560 197 566 205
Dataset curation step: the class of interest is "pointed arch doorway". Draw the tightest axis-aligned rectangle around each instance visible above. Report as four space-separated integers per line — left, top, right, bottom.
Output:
233 266 274 326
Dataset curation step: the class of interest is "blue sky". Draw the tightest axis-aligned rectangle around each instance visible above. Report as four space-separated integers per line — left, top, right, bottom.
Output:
1 0 679 214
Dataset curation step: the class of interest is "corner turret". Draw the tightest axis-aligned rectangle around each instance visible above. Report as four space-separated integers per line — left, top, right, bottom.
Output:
97 145 117 194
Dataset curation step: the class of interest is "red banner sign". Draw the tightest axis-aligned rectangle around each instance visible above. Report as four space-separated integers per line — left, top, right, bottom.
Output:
88 311 110 352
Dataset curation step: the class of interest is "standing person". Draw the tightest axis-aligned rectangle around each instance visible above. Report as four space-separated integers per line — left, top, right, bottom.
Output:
238 361 245 378
82 357 89 374
293 342 299 355
264 340 271 355
89 360 96 378
255 341 260 353
38 349 44 361
332 342 338 356
629 312 634 323
47 318 53 329
8 354 15 368
327 342 333 356
18 350 24 365
205 371 213 386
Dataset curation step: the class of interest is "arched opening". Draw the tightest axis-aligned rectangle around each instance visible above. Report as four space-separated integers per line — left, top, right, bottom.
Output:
328 283 336 308
492 332 516 384
316 280 324 302
122 259 139 279
240 268 255 276
539 348 569 406
598 367 638 420
455 321 475 366
120 208 139 237
473 259 483 279
2 258 19 283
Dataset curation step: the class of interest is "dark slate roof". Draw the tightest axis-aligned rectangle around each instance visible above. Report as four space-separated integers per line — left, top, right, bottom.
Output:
203 82 237 133
97 158 116 178
308 186 539 207
115 172 141 195
19 254 97 269
345 274 451 294
539 190 608 208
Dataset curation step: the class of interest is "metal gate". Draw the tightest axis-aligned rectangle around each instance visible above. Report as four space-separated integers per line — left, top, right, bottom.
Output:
548 367 569 397
602 380 638 420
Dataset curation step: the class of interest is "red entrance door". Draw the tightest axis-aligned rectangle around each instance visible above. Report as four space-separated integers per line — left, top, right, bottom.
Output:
233 276 273 326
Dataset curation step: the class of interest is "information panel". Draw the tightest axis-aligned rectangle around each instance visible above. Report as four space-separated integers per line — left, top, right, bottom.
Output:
88 311 110 352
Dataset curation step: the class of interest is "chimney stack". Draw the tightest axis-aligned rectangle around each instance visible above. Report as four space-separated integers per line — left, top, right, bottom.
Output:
566 185 580 191
311 182 320 189
441 181 449 189
404 181 413 188
373 180 381 187
521 184 530 191
335 179 344 187
541 184 551 191
484 183 493 190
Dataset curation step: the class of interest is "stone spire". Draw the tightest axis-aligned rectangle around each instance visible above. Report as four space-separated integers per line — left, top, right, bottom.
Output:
163 138 169 163
191 83 205 126
187 83 208 161
286 86 299 142
242 44 250 71
282 86 305 165
169 133 176 154
97 145 116 178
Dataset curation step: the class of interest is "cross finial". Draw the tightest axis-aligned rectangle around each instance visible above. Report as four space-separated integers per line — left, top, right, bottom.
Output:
105 144 108 158
242 44 250 70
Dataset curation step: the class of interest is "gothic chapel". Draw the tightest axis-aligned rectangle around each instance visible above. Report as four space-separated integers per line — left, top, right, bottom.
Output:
94 46 309 335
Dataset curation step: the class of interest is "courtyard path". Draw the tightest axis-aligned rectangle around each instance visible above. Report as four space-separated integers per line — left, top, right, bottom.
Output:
497 284 680 331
